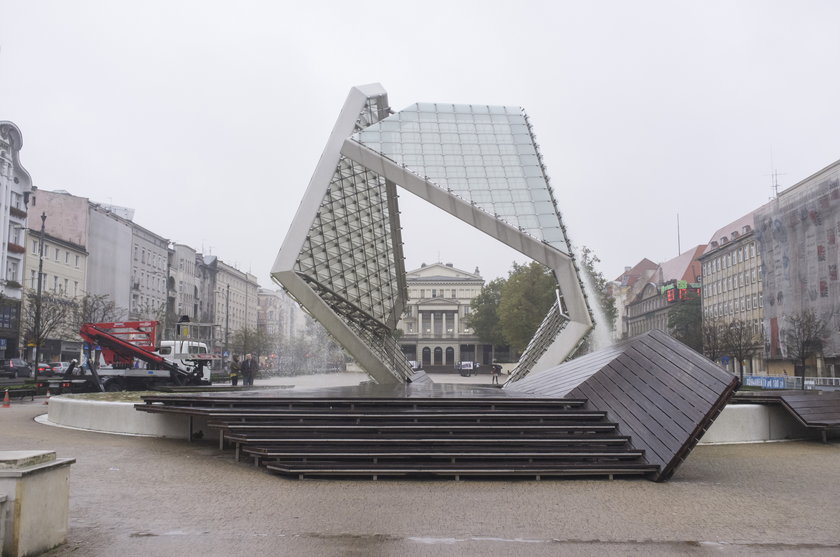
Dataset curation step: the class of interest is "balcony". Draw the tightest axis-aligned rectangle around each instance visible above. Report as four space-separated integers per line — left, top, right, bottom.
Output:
7 242 25 254
9 207 26 219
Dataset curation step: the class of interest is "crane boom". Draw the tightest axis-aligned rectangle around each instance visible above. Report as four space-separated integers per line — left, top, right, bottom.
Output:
79 322 205 386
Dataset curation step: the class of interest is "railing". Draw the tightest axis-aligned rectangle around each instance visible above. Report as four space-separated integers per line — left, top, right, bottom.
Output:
811 376 840 388
742 375 840 390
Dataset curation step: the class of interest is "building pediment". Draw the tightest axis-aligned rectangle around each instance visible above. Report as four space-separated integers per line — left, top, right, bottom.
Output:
407 262 481 281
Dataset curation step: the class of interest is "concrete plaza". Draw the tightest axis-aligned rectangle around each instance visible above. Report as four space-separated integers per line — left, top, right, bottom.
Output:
2 373 840 556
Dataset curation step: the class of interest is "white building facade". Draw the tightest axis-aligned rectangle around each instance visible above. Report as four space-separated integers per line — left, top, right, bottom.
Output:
130 224 169 321
0 122 34 357
397 263 489 368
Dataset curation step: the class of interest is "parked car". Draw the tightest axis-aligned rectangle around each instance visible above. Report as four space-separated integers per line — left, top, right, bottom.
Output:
33 362 56 376
49 362 73 375
0 358 30 378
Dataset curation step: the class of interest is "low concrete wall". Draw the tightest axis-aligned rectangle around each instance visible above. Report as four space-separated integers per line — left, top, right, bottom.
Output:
699 404 809 444
46 396 210 439
0 451 75 557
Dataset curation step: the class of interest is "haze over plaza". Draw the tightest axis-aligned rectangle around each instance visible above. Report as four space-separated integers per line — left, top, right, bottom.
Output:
3 1 840 284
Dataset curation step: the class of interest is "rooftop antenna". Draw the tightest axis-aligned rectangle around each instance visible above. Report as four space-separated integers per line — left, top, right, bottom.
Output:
770 169 784 198
677 213 681 256
767 148 785 198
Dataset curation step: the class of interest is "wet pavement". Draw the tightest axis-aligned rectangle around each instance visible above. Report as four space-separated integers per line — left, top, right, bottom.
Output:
2 374 840 556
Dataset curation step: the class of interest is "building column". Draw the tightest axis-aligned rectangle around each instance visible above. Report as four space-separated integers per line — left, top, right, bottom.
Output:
430 312 435 337
442 312 447 337
418 311 423 337
453 311 459 337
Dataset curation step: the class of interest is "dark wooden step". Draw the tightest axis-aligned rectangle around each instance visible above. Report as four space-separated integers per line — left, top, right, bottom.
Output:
243 447 645 460
137 397 589 413
264 461 659 479
218 425 620 441
202 410 608 421
225 434 633 446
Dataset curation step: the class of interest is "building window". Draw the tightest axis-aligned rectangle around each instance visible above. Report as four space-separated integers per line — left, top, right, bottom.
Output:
74 281 78 296
0 305 17 329
6 260 17 282
32 239 38 254
75 255 80 268
53 276 58 291
54 248 59 262
30 270 36 288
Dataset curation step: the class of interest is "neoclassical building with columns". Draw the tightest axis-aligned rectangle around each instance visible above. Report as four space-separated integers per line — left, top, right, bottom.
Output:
397 263 490 368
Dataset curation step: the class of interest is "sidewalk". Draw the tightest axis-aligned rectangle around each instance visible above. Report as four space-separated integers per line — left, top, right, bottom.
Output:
2 380 840 556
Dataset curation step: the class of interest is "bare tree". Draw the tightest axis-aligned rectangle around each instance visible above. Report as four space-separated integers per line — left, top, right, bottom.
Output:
702 317 725 363
723 319 758 382
72 293 125 328
21 289 77 360
784 309 829 389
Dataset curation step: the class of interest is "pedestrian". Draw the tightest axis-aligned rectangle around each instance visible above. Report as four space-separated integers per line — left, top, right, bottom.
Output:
241 353 259 387
491 360 502 385
229 354 241 386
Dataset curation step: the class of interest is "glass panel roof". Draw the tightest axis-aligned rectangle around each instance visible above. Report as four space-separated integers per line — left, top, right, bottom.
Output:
352 103 569 253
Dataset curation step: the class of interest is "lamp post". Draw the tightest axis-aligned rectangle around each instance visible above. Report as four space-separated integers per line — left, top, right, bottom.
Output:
32 212 46 378
224 283 230 367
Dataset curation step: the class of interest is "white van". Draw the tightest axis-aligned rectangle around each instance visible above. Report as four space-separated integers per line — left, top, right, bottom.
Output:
158 340 211 381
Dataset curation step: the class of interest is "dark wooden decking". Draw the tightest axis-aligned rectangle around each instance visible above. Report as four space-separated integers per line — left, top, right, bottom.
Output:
506 329 739 481
135 331 735 482
731 390 840 442
780 391 840 428
137 388 659 480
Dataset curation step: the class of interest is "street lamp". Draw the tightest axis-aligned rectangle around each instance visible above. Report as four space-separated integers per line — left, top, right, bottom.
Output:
215 284 230 371
32 212 46 379
224 283 230 368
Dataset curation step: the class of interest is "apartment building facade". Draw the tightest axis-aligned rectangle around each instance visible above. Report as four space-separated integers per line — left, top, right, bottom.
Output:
755 158 840 377
625 246 705 339
0 122 34 357
699 210 764 374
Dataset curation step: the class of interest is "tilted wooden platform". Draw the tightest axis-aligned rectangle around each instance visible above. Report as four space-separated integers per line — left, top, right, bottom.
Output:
506 329 740 481
136 331 736 482
733 389 840 442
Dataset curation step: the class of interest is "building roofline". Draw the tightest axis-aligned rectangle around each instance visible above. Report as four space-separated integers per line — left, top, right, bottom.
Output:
777 157 840 199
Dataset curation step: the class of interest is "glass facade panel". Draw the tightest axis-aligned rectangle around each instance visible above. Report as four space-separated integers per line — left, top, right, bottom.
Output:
351 102 569 252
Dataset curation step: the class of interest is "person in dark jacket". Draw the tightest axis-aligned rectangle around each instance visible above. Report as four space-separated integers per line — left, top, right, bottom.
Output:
241 353 258 387
229 354 241 386
491 361 502 385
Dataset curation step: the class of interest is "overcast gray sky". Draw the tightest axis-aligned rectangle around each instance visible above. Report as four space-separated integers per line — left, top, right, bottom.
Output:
2 1 839 287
